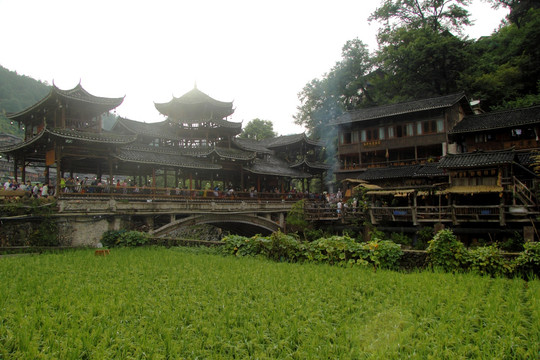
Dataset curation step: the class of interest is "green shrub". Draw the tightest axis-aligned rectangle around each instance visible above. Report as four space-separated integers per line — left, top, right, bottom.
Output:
427 229 468 272
359 240 403 271
414 227 433 250
467 245 511 277
390 232 412 246
257 231 303 262
305 235 361 265
513 241 540 279
100 230 126 248
221 234 261 257
304 236 403 270
113 231 150 247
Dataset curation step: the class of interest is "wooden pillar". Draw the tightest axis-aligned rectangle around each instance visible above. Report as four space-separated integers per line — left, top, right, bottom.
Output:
55 144 62 195
44 166 50 187
108 158 113 187
240 167 244 190
257 176 261 192
13 158 18 182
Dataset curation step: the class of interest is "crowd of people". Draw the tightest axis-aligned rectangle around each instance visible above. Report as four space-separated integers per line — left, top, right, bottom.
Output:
2 178 52 198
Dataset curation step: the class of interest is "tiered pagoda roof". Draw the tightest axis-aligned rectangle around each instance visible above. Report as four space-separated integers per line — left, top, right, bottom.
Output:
154 86 235 121
7 83 125 125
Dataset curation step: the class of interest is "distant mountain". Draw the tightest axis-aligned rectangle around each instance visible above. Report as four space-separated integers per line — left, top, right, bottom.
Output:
0 66 50 137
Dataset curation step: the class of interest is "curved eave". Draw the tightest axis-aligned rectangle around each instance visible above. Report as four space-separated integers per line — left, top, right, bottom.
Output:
0 129 47 153
290 159 331 170
232 138 273 154
115 148 222 170
8 83 124 122
213 147 256 161
266 133 324 149
47 128 138 144
245 157 313 178
154 87 234 119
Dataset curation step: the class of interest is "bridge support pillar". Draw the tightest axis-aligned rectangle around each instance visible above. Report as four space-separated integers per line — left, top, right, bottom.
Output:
145 216 154 230
279 212 285 228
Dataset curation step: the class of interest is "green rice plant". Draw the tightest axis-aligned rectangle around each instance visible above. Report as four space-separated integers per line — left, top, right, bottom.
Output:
0 248 538 359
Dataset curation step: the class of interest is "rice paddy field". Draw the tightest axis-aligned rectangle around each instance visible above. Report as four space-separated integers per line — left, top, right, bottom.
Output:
0 247 539 359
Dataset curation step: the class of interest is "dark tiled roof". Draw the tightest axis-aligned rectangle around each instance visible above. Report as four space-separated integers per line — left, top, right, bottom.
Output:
213 146 256 161
113 118 171 138
262 133 324 148
114 117 242 139
450 105 540 133
357 163 447 181
245 155 312 178
0 129 47 153
290 159 331 170
413 163 446 177
8 83 124 120
154 87 234 119
517 151 536 166
332 92 468 125
48 128 137 144
357 165 421 181
232 138 273 154
115 146 221 170
438 150 516 169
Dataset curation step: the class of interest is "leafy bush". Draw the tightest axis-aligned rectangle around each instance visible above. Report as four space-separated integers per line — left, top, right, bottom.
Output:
257 231 303 262
390 232 412 246
305 235 361 265
221 234 262 257
117 231 150 247
513 241 540 279
359 240 403 271
427 229 468 272
303 236 403 270
101 230 149 247
101 230 127 248
414 227 433 250
467 245 511 277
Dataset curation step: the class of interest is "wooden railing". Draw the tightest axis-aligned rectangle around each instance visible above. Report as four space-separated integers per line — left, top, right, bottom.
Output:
304 202 538 225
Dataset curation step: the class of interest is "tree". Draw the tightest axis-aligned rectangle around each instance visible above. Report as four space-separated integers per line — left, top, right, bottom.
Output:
294 39 374 137
370 0 472 38
374 27 472 100
239 118 276 141
459 4 540 109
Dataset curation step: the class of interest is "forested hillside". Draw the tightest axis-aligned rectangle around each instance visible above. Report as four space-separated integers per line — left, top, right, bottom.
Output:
0 66 50 137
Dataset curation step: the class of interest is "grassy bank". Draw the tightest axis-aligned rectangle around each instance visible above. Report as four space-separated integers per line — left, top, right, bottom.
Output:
0 247 538 359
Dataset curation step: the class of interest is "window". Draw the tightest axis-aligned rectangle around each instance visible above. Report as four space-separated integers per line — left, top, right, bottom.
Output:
351 131 359 143
436 119 444 132
417 122 423 135
379 127 385 140
361 130 367 142
406 123 414 136
388 126 394 139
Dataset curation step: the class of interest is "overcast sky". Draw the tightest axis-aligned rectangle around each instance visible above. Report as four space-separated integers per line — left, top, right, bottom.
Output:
1 0 508 135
